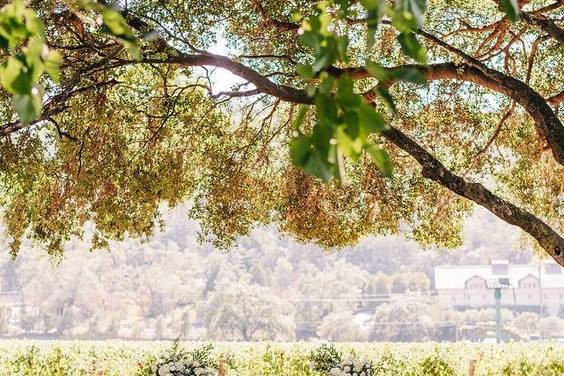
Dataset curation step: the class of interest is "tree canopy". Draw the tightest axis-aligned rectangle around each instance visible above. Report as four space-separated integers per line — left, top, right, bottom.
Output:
0 0 562 264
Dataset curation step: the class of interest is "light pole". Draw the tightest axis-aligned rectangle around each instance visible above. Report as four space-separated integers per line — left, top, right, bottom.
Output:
538 261 543 340
487 277 510 343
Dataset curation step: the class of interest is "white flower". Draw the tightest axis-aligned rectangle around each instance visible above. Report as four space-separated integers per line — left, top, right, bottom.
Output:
158 364 170 376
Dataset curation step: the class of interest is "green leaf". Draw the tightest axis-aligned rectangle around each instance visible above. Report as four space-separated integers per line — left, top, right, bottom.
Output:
362 0 385 49
102 9 139 58
335 35 349 62
44 50 62 83
376 86 396 113
315 94 338 125
362 0 385 13
13 88 42 124
500 0 520 22
304 152 333 181
392 67 427 85
335 0 351 13
342 110 360 138
366 28 376 51
313 47 336 73
23 8 44 36
0 56 32 94
391 10 418 32
397 32 427 64
366 144 393 177
366 61 391 82
317 75 334 94
292 105 309 130
336 74 361 108
297 64 314 79
25 36 45 82
358 104 387 133
301 30 322 52
336 127 363 161
290 134 312 166
311 121 335 153
394 0 426 29
103 9 131 37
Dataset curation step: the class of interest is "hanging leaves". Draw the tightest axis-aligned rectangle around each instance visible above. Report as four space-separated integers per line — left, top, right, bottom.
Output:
0 0 141 125
0 0 58 124
290 0 430 182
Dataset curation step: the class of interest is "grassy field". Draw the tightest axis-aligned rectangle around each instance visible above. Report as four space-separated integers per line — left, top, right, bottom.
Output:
0 340 562 376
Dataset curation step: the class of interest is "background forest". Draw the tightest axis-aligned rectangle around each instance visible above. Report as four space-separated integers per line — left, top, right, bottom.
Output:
1 206 561 343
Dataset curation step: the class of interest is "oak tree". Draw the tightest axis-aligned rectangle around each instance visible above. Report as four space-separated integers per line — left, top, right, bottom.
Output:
0 0 562 265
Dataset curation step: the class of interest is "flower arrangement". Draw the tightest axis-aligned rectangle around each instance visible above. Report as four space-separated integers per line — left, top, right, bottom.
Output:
310 344 374 376
148 341 218 376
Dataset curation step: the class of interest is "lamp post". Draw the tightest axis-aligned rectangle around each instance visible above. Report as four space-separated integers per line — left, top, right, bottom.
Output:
487 277 510 343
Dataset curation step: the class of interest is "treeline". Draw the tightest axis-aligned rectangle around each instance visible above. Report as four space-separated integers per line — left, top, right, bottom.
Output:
0 208 553 342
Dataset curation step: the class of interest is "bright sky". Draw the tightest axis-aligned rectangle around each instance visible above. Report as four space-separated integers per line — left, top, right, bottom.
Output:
206 37 249 95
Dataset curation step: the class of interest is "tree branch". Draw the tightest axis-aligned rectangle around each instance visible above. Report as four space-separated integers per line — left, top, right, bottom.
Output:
331 61 564 166
383 126 564 266
521 11 564 43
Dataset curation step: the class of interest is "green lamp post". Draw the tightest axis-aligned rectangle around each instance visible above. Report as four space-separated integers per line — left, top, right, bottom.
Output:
487 277 511 343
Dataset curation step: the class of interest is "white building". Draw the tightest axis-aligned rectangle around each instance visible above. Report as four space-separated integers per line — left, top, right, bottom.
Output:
434 260 564 316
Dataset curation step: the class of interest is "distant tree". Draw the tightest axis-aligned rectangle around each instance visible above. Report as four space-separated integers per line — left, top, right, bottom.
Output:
460 308 514 325
538 317 564 339
179 310 191 339
511 312 540 339
390 274 407 294
249 265 269 287
406 272 431 292
371 272 391 295
155 316 165 339
294 260 368 328
369 300 438 342
203 281 295 341
273 258 294 291
0 305 10 335
317 311 367 342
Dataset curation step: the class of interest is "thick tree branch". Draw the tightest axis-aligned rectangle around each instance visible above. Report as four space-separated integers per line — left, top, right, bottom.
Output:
331 61 564 165
384 126 564 266
521 11 564 43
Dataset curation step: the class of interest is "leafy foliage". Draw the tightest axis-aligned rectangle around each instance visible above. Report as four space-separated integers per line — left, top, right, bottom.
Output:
290 0 430 181
0 0 558 259
0 0 138 123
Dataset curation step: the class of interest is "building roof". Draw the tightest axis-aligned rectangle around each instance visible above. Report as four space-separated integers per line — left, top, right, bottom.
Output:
434 260 564 290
